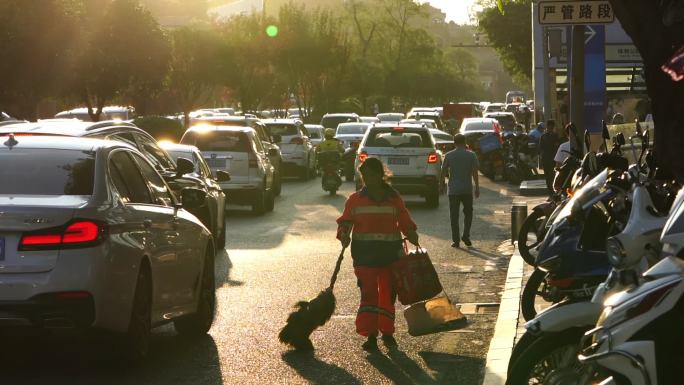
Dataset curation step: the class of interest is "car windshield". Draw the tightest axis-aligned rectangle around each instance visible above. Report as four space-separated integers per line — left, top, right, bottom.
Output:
264 124 298 136
378 114 403 122
366 129 433 148
308 130 321 139
463 122 494 132
321 116 357 129
337 125 368 135
487 105 503 112
0 149 95 195
182 131 250 152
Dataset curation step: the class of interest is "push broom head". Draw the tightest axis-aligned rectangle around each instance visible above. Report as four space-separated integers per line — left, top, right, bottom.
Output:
278 288 336 351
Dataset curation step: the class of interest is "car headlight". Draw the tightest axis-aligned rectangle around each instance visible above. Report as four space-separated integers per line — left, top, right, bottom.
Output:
606 237 626 267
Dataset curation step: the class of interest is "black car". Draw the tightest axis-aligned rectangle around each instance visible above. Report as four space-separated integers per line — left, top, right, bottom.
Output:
0 119 228 248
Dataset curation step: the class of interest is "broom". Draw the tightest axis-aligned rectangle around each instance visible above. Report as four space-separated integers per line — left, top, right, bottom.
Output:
278 246 347 351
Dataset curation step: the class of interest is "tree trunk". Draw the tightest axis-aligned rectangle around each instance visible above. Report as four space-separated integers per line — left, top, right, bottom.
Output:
609 0 684 179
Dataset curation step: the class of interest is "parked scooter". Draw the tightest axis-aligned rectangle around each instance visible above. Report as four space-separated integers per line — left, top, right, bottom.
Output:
579 186 684 385
517 128 627 266
508 178 678 384
318 151 342 195
507 130 680 384
503 129 537 185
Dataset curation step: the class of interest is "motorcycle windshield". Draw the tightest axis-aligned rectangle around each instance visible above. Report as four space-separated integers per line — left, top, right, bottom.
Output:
554 169 609 225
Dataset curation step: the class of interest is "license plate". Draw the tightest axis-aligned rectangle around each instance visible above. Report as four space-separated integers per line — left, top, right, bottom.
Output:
205 158 227 168
0 237 4 261
388 157 409 165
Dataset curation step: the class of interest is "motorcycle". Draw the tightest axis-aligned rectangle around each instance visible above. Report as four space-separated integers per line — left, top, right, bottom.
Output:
318 151 342 195
467 132 504 180
517 130 628 267
502 131 536 185
579 185 684 385
507 137 679 384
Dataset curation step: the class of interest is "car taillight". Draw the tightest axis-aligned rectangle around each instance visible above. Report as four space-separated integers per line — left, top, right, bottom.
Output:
290 137 304 145
427 153 439 164
19 220 106 251
358 152 368 162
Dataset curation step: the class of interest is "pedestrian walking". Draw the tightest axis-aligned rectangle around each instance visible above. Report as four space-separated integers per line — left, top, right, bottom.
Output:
538 119 560 193
336 158 419 352
441 134 479 248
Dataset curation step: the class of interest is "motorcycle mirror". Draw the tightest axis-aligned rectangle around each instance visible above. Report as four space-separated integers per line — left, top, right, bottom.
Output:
584 130 591 152
615 133 626 146
602 120 611 140
635 119 643 137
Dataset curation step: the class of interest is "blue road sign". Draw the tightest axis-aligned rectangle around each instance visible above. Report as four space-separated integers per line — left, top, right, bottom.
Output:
584 25 606 133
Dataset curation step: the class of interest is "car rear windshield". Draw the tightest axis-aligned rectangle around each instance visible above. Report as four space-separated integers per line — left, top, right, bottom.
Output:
321 116 358 129
308 130 321 139
463 122 495 132
337 125 367 135
493 116 516 131
432 132 454 141
182 131 251 152
365 129 433 148
0 148 95 195
264 124 298 136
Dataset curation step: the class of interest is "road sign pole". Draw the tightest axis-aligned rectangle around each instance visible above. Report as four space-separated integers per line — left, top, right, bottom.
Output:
543 27 552 123
569 25 585 155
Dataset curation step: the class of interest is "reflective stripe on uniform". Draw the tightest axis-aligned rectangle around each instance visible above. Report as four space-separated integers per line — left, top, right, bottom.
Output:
352 206 398 216
353 232 403 241
358 305 395 320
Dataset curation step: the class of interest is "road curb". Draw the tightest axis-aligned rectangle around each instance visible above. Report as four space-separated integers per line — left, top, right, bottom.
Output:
481 248 524 385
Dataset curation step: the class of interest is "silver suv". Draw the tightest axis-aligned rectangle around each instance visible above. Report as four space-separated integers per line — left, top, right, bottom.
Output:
181 126 276 215
262 119 316 180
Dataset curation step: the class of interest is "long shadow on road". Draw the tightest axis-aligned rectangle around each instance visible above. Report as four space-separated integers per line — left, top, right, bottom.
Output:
0 331 222 385
281 351 362 385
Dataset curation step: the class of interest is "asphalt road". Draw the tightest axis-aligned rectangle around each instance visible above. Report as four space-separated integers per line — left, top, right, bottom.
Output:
0 175 521 385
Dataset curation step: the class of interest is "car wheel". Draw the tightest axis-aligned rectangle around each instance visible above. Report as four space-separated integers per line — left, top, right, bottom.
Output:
300 166 309 181
265 189 275 212
121 262 152 362
252 188 266 215
425 186 440 208
174 245 216 337
216 223 226 250
273 172 282 196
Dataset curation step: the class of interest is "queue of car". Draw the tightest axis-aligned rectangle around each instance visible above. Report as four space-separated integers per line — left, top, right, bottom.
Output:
0 100 521 362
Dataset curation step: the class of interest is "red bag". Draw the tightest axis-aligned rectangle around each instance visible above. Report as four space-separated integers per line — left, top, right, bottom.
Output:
391 245 443 305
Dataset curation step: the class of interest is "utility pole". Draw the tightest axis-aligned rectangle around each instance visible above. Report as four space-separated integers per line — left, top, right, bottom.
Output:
569 25 585 155
542 27 552 124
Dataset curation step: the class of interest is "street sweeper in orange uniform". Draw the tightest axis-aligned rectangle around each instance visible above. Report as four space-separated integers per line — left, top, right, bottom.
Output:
337 157 419 352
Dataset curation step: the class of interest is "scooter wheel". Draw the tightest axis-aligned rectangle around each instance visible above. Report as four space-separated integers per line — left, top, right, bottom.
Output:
521 269 547 321
517 210 547 266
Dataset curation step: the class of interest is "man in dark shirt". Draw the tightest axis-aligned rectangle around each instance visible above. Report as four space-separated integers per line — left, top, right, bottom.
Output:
441 134 479 248
538 119 560 193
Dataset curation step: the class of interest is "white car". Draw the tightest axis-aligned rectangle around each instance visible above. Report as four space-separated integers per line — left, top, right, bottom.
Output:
181 125 276 214
483 103 505 113
262 119 317 180
304 124 324 146
335 122 371 150
0 135 215 360
376 113 405 122
400 118 437 129
360 116 380 124
355 123 442 208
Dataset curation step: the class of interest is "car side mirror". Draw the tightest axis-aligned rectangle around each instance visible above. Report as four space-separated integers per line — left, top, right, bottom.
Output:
215 170 231 182
268 148 279 157
176 157 194 177
271 134 282 143
180 187 206 209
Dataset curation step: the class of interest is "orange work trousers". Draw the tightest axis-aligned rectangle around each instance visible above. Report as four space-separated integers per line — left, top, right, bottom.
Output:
354 266 396 337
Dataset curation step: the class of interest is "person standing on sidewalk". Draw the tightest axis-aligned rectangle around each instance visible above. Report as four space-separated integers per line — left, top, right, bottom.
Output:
538 119 560 194
441 134 479 248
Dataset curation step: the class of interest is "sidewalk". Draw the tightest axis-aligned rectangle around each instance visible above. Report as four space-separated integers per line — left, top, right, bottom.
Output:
481 198 548 385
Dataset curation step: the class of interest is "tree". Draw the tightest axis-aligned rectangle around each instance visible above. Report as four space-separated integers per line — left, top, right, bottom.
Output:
0 1 79 119
71 0 170 121
478 0 532 82
607 0 684 179
166 26 222 127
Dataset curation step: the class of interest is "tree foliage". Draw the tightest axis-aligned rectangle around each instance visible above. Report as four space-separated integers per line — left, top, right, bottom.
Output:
478 0 532 82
